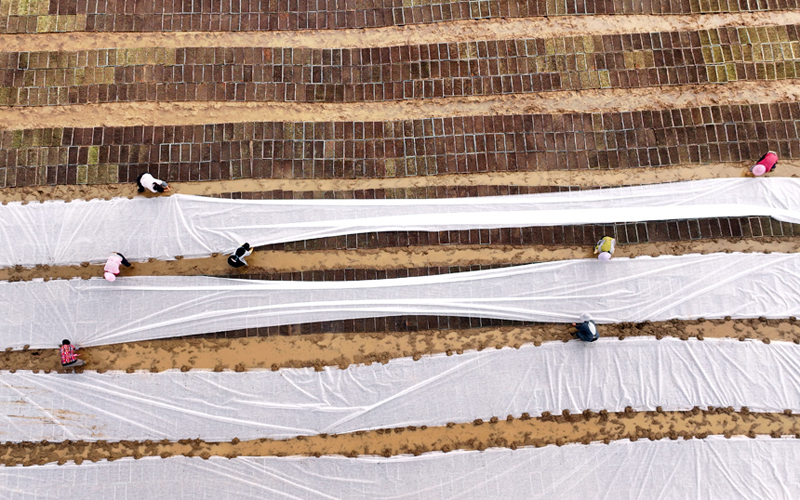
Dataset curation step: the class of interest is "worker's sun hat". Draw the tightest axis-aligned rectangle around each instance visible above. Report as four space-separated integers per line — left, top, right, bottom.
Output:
751 164 767 176
104 272 116 282
598 252 612 261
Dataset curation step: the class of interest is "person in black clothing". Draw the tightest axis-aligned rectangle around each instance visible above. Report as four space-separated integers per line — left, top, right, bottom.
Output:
227 243 252 268
571 314 599 342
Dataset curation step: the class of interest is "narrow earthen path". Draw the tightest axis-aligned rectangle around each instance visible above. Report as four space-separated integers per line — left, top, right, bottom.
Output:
1 13 796 52
2 237 799 282
3 80 798 131
4 318 797 372
2 409 797 466
3 163 800 203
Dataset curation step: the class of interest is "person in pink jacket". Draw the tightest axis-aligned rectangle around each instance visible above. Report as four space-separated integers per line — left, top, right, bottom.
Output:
60 339 85 368
750 151 778 176
104 252 132 281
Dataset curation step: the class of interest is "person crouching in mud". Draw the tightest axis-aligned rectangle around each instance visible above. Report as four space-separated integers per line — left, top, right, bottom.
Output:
749 151 778 177
103 252 132 282
594 236 615 261
60 339 85 368
571 314 599 342
227 243 252 268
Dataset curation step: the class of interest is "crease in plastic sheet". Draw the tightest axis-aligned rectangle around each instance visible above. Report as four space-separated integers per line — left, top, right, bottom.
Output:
1 437 798 499
1 338 799 443
4 252 800 349
2 177 800 267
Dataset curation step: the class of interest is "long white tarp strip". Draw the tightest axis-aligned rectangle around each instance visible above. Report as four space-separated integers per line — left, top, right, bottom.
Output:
1 338 798 443
4 252 800 349
2 177 800 267
1 438 798 499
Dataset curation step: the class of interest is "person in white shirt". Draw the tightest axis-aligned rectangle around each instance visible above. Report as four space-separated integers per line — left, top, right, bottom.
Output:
135 172 171 194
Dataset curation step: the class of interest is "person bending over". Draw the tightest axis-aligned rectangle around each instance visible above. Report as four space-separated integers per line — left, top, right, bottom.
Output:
104 252 132 282
227 243 252 268
749 151 778 177
594 236 616 261
60 339 85 368
571 314 599 342
135 172 171 194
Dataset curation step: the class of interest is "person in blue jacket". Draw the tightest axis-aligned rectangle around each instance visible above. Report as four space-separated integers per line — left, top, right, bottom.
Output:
571 313 599 342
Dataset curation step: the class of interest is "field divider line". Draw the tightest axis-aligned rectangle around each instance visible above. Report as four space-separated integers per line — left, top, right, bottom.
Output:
3 163 800 203
2 80 798 130
0 410 796 466
4 237 800 282
0 12 798 52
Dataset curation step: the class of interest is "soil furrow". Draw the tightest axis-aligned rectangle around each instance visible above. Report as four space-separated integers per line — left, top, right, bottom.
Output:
1 0 795 34
1 409 797 466
0 13 797 52
3 164 800 203
4 237 800 282
3 319 798 373
1 80 797 131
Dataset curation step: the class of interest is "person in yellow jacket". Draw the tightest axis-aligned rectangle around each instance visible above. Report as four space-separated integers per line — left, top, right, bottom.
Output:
594 236 615 261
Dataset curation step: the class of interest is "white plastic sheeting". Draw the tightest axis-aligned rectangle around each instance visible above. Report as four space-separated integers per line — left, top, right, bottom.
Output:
1 438 798 499
1 338 798 443
3 252 800 349
2 177 800 267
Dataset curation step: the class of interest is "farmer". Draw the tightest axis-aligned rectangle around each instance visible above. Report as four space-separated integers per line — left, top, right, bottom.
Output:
227 243 252 268
594 236 616 261
135 172 171 194
60 339 85 368
571 314 599 342
749 151 778 177
104 252 132 282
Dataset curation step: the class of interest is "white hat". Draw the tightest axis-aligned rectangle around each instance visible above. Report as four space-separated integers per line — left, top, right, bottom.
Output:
598 252 612 261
